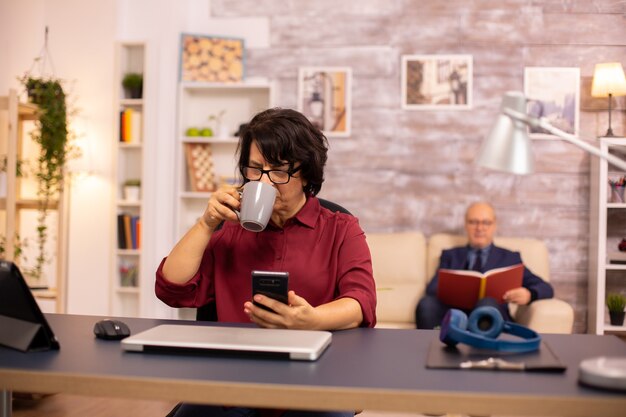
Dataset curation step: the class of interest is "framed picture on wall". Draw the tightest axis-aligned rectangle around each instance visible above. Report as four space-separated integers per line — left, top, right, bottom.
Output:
179 33 245 83
401 54 472 110
297 67 352 137
524 67 580 140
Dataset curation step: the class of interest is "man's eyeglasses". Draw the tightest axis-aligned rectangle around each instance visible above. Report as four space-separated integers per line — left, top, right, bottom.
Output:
242 166 302 185
466 219 494 227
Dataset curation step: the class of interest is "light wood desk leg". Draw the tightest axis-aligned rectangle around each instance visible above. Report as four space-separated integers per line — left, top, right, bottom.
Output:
0 389 11 417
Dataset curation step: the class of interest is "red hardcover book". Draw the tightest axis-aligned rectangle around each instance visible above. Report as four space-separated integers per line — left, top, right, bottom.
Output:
436 263 524 310
135 218 141 249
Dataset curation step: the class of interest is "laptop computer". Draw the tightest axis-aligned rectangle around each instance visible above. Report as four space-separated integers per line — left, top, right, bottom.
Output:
121 324 332 361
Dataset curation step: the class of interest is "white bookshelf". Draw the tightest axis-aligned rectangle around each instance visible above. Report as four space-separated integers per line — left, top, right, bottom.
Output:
174 80 273 320
111 42 146 317
174 80 273 240
588 137 626 334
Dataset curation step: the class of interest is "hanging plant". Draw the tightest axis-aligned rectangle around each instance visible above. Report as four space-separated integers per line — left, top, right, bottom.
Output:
1 155 25 177
0 234 28 263
19 75 72 281
10 27 79 284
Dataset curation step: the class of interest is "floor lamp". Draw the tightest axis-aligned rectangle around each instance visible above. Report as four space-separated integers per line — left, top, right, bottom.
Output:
591 62 626 138
476 91 626 174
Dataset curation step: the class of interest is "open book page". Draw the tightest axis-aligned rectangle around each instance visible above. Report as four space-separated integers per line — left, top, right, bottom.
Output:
437 263 524 310
483 264 523 301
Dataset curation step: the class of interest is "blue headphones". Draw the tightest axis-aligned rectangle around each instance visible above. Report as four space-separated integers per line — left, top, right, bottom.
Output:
439 306 541 353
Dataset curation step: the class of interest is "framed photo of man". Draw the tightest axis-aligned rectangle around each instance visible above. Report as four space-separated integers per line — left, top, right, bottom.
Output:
524 67 580 140
297 67 352 137
401 54 473 110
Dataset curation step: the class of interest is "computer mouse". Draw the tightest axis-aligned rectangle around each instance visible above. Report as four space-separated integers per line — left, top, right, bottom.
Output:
93 319 131 340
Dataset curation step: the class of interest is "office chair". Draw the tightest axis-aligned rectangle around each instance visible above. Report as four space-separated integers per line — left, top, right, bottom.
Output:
195 197 352 322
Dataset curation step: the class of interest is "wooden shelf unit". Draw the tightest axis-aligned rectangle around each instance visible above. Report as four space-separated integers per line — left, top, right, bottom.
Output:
0 89 67 313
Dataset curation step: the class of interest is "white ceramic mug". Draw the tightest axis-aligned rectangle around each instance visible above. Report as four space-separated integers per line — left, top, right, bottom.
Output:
235 181 277 232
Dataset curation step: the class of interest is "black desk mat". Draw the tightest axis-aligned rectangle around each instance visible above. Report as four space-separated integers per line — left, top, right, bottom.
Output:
426 337 566 373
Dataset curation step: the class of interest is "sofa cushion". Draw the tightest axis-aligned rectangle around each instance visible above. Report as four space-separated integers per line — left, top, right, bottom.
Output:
366 232 426 327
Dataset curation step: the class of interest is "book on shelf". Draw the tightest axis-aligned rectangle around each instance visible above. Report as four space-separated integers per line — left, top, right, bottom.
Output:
130 216 137 249
117 213 141 250
123 214 132 249
136 218 141 249
131 110 142 143
117 214 126 249
608 251 626 264
118 108 142 143
436 263 524 310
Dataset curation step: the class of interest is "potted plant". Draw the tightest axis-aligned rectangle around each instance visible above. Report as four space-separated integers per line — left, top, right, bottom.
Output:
123 179 141 201
122 73 143 99
606 293 626 326
20 75 75 282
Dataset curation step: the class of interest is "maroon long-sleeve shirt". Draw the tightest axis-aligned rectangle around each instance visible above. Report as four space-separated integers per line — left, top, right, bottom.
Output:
155 196 377 328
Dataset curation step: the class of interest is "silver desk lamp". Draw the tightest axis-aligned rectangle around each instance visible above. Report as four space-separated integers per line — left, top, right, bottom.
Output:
476 91 626 173
476 91 626 392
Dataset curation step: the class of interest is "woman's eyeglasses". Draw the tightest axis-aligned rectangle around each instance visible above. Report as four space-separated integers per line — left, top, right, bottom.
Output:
242 166 302 185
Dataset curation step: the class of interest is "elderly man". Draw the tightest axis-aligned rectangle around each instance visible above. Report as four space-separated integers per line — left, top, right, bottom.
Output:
415 202 553 329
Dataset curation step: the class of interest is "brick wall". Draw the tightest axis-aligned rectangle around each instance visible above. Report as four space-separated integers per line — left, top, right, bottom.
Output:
212 0 626 332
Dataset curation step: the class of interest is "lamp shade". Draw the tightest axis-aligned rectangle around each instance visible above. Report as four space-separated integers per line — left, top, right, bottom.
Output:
591 62 626 98
476 91 534 175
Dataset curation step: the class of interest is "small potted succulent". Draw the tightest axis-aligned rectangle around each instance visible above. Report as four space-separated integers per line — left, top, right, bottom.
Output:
122 73 143 99
606 293 626 326
123 179 141 201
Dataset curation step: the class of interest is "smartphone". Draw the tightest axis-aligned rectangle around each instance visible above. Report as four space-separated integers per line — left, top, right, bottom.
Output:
251 270 289 313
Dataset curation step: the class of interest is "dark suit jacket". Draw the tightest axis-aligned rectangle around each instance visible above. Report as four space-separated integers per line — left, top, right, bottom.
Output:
425 245 554 303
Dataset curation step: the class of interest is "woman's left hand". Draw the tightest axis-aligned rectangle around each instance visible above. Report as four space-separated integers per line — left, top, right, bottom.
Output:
244 290 320 330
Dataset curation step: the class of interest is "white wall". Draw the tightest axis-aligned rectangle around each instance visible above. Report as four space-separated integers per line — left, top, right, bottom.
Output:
0 0 116 315
0 0 269 318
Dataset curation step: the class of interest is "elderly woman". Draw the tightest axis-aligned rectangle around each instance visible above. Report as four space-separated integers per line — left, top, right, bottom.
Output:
156 108 376 417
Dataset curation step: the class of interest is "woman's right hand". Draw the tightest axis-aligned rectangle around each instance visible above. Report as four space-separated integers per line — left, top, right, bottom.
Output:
200 185 241 231
163 184 241 284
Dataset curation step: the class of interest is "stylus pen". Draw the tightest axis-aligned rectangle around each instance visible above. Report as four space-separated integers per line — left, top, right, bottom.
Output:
460 357 566 372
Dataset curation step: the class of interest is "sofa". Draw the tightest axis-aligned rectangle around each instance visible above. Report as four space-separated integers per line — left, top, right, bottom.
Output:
366 232 574 333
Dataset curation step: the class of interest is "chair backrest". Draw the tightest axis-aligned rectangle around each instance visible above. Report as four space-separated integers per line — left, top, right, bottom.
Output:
426 233 550 282
196 197 352 321
196 300 217 321
367 232 427 328
318 198 352 215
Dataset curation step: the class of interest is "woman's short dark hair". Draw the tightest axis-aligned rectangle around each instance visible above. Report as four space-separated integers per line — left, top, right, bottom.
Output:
237 108 329 196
